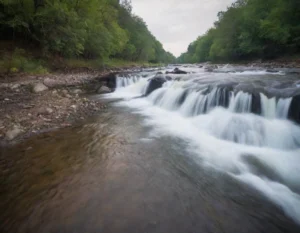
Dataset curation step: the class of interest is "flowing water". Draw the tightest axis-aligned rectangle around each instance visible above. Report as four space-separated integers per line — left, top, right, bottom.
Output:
1 64 300 233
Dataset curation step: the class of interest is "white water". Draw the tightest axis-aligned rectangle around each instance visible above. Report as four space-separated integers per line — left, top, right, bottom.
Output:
105 70 300 224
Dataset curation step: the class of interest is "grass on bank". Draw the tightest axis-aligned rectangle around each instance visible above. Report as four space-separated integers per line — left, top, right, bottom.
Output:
0 48 49 75
0 45 164 76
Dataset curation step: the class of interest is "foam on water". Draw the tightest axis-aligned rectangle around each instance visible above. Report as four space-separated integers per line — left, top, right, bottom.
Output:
105 68 300 224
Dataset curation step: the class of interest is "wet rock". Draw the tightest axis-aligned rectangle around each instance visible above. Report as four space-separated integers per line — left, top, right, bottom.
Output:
97 86 112 94
98 73 117 89
145 76 166 96
5 125 22 140
32 83 48 93
288 95 300 124
251 93 262 115
166 68 188 74
204 66 215 72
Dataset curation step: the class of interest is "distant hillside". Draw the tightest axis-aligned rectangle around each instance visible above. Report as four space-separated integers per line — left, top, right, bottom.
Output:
178 0 300 63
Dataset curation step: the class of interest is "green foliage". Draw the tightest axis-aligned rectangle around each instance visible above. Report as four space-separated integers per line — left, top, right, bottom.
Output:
1 48 48 74
178 0 300 63
0 0 175 64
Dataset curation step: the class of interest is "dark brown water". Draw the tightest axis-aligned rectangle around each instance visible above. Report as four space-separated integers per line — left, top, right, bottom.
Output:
1 106 300 233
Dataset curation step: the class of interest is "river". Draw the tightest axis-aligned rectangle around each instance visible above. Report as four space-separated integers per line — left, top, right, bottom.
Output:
1 64 300 233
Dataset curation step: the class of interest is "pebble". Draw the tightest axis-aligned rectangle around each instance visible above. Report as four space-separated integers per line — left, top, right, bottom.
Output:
46 108 54 114
5 125 22 140
11 84 21 90
72 89 82 94
37 107 54 115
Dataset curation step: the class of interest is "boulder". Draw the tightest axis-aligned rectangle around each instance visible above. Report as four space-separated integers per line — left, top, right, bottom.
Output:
145 76 166 96
43 78 57 88
97 86 112 94
204 65 218 72
98 73 116 89
166 68 188 74
32 83 48 93
5 125 22 140
288 95 300 124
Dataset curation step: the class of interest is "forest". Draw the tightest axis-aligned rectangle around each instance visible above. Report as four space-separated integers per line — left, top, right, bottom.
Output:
178 0 300 63
0 0 175 72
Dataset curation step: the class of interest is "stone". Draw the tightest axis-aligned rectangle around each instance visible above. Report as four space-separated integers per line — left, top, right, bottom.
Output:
43 78 57 88
37 107 54 115
62 89 68 95
71 105 77 109
97 86 112 94
166 68 188 74
145 76 166 96
72 89 82 94
5 125 22 140
46 107 54 114
288 95 300 124
11 84 21 90
32 83 48 93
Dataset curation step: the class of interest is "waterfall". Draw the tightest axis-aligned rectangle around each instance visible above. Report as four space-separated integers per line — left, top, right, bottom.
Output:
229 91 252 113
114 76 295 122
276 97 293 119
108 68 300 226
260 94 293 119
116 75 141 88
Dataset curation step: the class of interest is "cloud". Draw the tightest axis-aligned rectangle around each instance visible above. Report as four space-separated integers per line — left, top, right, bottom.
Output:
132 0 235 56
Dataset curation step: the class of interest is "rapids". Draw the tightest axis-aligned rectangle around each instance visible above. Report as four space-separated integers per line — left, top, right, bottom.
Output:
107 64 300 224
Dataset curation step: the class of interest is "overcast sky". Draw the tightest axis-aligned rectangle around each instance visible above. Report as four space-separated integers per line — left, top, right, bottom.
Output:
131 0 235 57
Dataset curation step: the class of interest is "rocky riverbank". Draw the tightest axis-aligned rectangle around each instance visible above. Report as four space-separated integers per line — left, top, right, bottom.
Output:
0 70 121 146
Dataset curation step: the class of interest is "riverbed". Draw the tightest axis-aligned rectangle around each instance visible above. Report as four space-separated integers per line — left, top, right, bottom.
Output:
1 64 300 233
